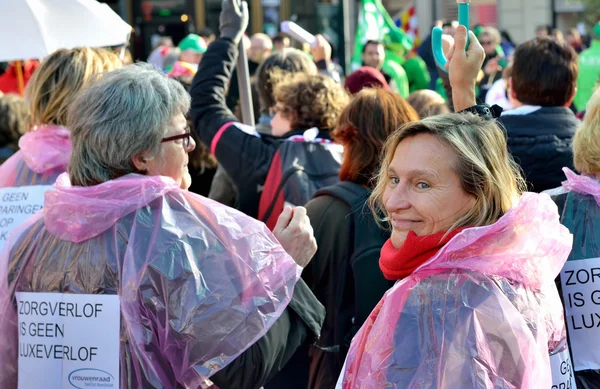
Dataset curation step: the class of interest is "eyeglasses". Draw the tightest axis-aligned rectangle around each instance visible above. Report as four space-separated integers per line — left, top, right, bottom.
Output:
161 128 192 148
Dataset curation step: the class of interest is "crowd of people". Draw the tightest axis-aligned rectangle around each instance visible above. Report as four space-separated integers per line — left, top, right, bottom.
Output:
0 0 600 388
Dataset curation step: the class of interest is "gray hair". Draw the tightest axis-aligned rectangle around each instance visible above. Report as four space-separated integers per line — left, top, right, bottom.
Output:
67 63 190 186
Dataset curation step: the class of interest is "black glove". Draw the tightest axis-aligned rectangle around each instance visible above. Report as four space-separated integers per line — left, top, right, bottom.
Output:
219 0 249 46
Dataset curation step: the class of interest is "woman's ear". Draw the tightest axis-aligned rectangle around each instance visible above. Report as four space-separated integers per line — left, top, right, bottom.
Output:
132 153 148 172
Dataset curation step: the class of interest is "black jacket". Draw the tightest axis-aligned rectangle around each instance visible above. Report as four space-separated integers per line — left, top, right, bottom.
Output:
268 184 393 389
226 59 260 110
212 279 325 389
417 34 436 73
190 38 332 218
498 107 579 192
190 38 272 218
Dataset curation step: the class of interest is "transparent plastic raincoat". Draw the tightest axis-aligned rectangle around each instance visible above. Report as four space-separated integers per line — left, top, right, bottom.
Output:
0 125 71 188
338 193 573 389
549 167 600 389
0 173 303 388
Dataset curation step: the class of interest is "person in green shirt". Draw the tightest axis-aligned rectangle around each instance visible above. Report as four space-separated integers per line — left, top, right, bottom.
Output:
381 57 410 97
402 53 431 93
384 46 430 94
574 22 600 112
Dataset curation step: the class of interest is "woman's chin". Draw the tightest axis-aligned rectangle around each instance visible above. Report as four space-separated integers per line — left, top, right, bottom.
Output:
391 231 409 249
180 172 192 190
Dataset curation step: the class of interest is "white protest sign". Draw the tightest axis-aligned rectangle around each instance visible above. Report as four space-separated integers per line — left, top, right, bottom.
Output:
550 346 576 389
561 257 600 371
16 292 120 389
0 185 51 251
280 21 316 46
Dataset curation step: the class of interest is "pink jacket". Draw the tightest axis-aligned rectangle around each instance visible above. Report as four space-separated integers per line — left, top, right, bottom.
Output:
0 125 71 187
340 193 573 388
0 173 300 388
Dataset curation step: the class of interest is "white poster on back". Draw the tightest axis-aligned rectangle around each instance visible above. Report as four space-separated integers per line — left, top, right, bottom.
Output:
0 185 51 251
550 345 576 389
16 292 120 389
561 257 600 372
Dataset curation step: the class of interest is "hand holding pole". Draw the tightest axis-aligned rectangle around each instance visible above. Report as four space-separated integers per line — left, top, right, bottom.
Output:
432 0 470 73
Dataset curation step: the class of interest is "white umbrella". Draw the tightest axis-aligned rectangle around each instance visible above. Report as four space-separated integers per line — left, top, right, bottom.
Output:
0 0 132 62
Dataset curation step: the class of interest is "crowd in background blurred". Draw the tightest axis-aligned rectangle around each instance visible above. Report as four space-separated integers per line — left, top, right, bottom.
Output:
1 3 600 388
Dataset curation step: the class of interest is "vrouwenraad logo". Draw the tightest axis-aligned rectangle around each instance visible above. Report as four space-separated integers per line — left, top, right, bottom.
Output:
68 368 116 388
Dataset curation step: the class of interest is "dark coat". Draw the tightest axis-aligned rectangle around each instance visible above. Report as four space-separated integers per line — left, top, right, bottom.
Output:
498 107 579 192
269 183 393 389
190 38 332 219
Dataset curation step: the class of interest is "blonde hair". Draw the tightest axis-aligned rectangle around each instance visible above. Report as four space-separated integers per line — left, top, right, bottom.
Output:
369 113 526 231
573 88 600 174
481 27 502 45
26 47 120 126
93 48 123 71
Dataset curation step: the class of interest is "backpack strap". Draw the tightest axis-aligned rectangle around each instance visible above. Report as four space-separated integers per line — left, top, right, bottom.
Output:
314 182 388 352
314 181 369 211
315 181 377 264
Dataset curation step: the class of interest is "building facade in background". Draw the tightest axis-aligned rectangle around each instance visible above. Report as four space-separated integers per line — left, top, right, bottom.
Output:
99 0 587 68
98 0 346 64
410 0 586 45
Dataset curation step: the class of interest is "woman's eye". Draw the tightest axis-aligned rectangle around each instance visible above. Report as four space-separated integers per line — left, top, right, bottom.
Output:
389 177 399 185
416 182 430 190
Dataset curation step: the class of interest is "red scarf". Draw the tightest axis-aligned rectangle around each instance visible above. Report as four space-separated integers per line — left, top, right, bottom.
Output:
379 229 465 280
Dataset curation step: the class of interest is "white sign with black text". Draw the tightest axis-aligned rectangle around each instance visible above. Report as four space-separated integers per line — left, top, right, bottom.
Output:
561 257 600 372
0 185 51 251
550 345 576 389
16 292 120 389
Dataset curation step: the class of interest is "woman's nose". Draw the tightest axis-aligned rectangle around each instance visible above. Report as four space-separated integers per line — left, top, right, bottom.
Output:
186 136 196 152
385 187 411 212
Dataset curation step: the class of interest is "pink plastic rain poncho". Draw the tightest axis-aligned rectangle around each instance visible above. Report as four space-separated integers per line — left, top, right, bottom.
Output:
0 125 71 187
561 167 600 206
339 193 573 389
0 173 300 388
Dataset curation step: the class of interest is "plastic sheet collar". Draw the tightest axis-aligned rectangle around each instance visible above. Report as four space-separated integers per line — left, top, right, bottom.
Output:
562 167 600 207
45 173 180 243
18 125 71 174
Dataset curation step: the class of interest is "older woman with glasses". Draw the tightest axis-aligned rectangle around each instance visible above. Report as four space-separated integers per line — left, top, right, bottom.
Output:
0 63 324 389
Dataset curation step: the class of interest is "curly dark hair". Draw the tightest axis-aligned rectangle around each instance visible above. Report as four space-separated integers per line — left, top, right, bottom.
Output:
273 73 350 131
255 48 317 113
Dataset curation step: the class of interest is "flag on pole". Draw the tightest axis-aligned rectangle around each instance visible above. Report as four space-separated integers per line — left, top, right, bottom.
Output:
350 0 413 72
395 4 420 51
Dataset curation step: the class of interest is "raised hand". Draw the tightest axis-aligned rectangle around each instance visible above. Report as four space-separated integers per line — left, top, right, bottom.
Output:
445 26 485 111
219 0 249 46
